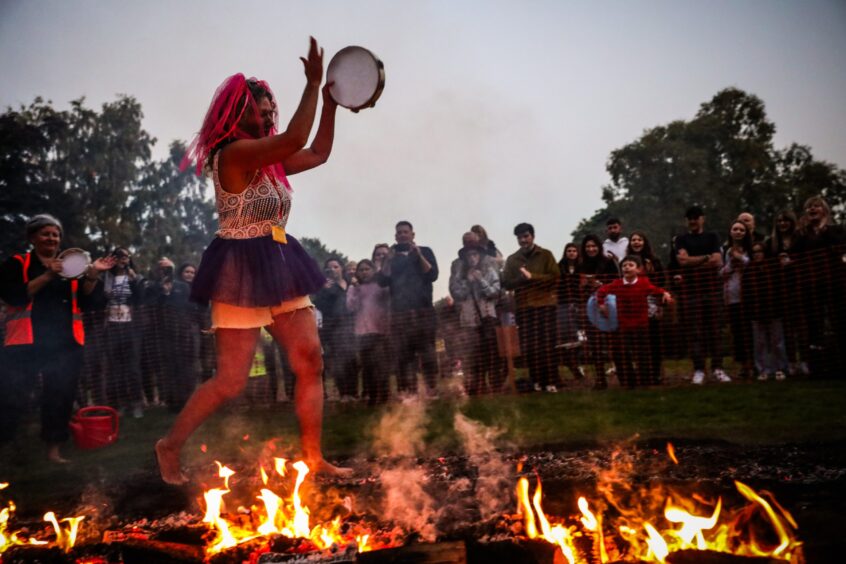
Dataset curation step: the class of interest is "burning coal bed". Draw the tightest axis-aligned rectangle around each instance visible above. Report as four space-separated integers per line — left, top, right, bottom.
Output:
3 440 843 564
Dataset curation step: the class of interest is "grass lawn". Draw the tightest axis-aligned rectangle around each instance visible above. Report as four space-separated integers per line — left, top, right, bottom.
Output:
2 379 845 513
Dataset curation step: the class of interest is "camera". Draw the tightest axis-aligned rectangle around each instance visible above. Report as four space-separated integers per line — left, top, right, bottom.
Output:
394 243 410 253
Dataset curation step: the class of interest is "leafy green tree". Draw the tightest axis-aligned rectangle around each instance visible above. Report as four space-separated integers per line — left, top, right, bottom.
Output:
773 144 846 221
1 97 82 254
573 88 845 260
0 97 216 273
131 141 216 272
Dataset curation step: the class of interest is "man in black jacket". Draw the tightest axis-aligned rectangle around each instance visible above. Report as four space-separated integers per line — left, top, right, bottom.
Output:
378 221 439 395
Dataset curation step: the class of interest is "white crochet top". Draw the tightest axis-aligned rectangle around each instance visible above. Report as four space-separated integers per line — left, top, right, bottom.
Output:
212 152 291 240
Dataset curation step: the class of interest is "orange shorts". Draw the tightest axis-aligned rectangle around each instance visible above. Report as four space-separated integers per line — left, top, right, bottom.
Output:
210 296 313 329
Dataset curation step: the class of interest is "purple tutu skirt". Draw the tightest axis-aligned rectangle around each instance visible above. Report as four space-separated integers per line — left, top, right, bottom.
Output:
191 234 326 307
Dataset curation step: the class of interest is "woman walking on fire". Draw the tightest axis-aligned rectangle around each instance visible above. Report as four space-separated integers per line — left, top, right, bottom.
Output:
156 38 348 484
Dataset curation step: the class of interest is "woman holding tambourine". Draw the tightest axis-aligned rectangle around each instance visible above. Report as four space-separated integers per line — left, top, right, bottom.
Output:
0 214 114 463
155 37 383 485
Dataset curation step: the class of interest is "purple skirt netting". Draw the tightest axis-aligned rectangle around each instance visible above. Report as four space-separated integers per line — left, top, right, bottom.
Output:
190 234 326 307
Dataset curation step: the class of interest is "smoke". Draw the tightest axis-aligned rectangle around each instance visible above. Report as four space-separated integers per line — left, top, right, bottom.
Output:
74 481 118 544
371 395 429 458
379 466 439 541
370 396 515 539
371 396 438 540
453 413 514 520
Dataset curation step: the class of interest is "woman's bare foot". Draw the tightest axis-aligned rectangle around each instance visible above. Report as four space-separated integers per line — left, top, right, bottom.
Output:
155 439 189 485
308 457 353 478
47 445 69 464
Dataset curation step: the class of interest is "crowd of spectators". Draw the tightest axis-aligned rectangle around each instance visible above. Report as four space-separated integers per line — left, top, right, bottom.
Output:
78 254 208 417
2 197 845 437
315 197 846 403
312 199 844 401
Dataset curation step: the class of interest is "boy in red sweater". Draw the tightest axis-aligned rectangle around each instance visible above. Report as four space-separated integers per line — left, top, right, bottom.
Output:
597 255 673 388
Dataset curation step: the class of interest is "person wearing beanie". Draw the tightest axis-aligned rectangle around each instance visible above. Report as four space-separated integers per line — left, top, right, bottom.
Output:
0 214 113 463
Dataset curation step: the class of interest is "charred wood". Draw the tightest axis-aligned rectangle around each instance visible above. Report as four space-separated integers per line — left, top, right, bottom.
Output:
666 550 785 563
120 537 205 564
0 546 71 564
356 540 467 564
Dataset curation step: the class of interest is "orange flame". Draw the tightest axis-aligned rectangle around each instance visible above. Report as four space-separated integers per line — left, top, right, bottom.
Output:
1 486 85 554
199 458 377 558
516 462 803 563
215 461 236 490
667 442 679 465
516 475 578 564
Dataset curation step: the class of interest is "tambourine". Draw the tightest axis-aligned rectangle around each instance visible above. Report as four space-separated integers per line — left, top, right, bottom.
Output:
586 294 619 332
57 248 91 279
327 46 384 113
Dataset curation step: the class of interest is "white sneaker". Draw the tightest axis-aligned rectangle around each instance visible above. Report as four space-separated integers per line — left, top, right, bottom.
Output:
533 383 542 392
713 369 732 383
774 371 787 381
545 385 559 393
692 370 706 385
757 373 770 381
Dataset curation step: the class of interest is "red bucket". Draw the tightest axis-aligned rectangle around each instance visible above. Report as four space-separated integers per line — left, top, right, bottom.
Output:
69 406 120 450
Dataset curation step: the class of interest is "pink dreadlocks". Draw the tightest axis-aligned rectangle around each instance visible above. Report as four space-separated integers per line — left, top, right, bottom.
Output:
182 73 290 189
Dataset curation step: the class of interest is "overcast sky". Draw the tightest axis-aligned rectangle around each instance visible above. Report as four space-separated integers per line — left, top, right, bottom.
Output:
2 0 845 297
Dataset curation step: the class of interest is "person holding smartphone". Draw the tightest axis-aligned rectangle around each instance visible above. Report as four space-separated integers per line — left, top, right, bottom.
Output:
377 221 439 395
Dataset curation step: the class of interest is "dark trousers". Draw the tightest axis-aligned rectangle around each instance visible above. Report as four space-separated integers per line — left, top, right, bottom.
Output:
516 306 559 388
557 303 584 377
680 291 724 371
391 308 439 393
455 321 502 395
610 328 650 387
804 285 846 378
320 320 358 398
727 303 753 368
80 309 107 405
167 319 200 411
358 333 390 404
0 344 82 444
104 321 144 409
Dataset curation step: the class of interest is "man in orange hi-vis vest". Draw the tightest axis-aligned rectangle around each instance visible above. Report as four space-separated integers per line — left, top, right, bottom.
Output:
0 214 114 465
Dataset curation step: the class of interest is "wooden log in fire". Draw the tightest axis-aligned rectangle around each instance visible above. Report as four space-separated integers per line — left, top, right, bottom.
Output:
666 550 786 564
257 545 356 563
120 537 205 564
467 539 569 564
356 540 467 563
0 546 72 564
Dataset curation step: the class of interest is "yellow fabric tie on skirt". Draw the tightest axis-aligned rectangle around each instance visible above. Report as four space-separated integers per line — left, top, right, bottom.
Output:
272 225 288 244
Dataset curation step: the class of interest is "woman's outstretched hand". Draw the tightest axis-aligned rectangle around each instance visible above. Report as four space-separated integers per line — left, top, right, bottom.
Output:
92 256 116 272
300 36 324 86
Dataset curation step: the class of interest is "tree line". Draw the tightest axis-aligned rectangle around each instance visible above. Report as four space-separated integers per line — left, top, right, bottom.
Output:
1 88 843 269
572 88 846 255
0 96 347 270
